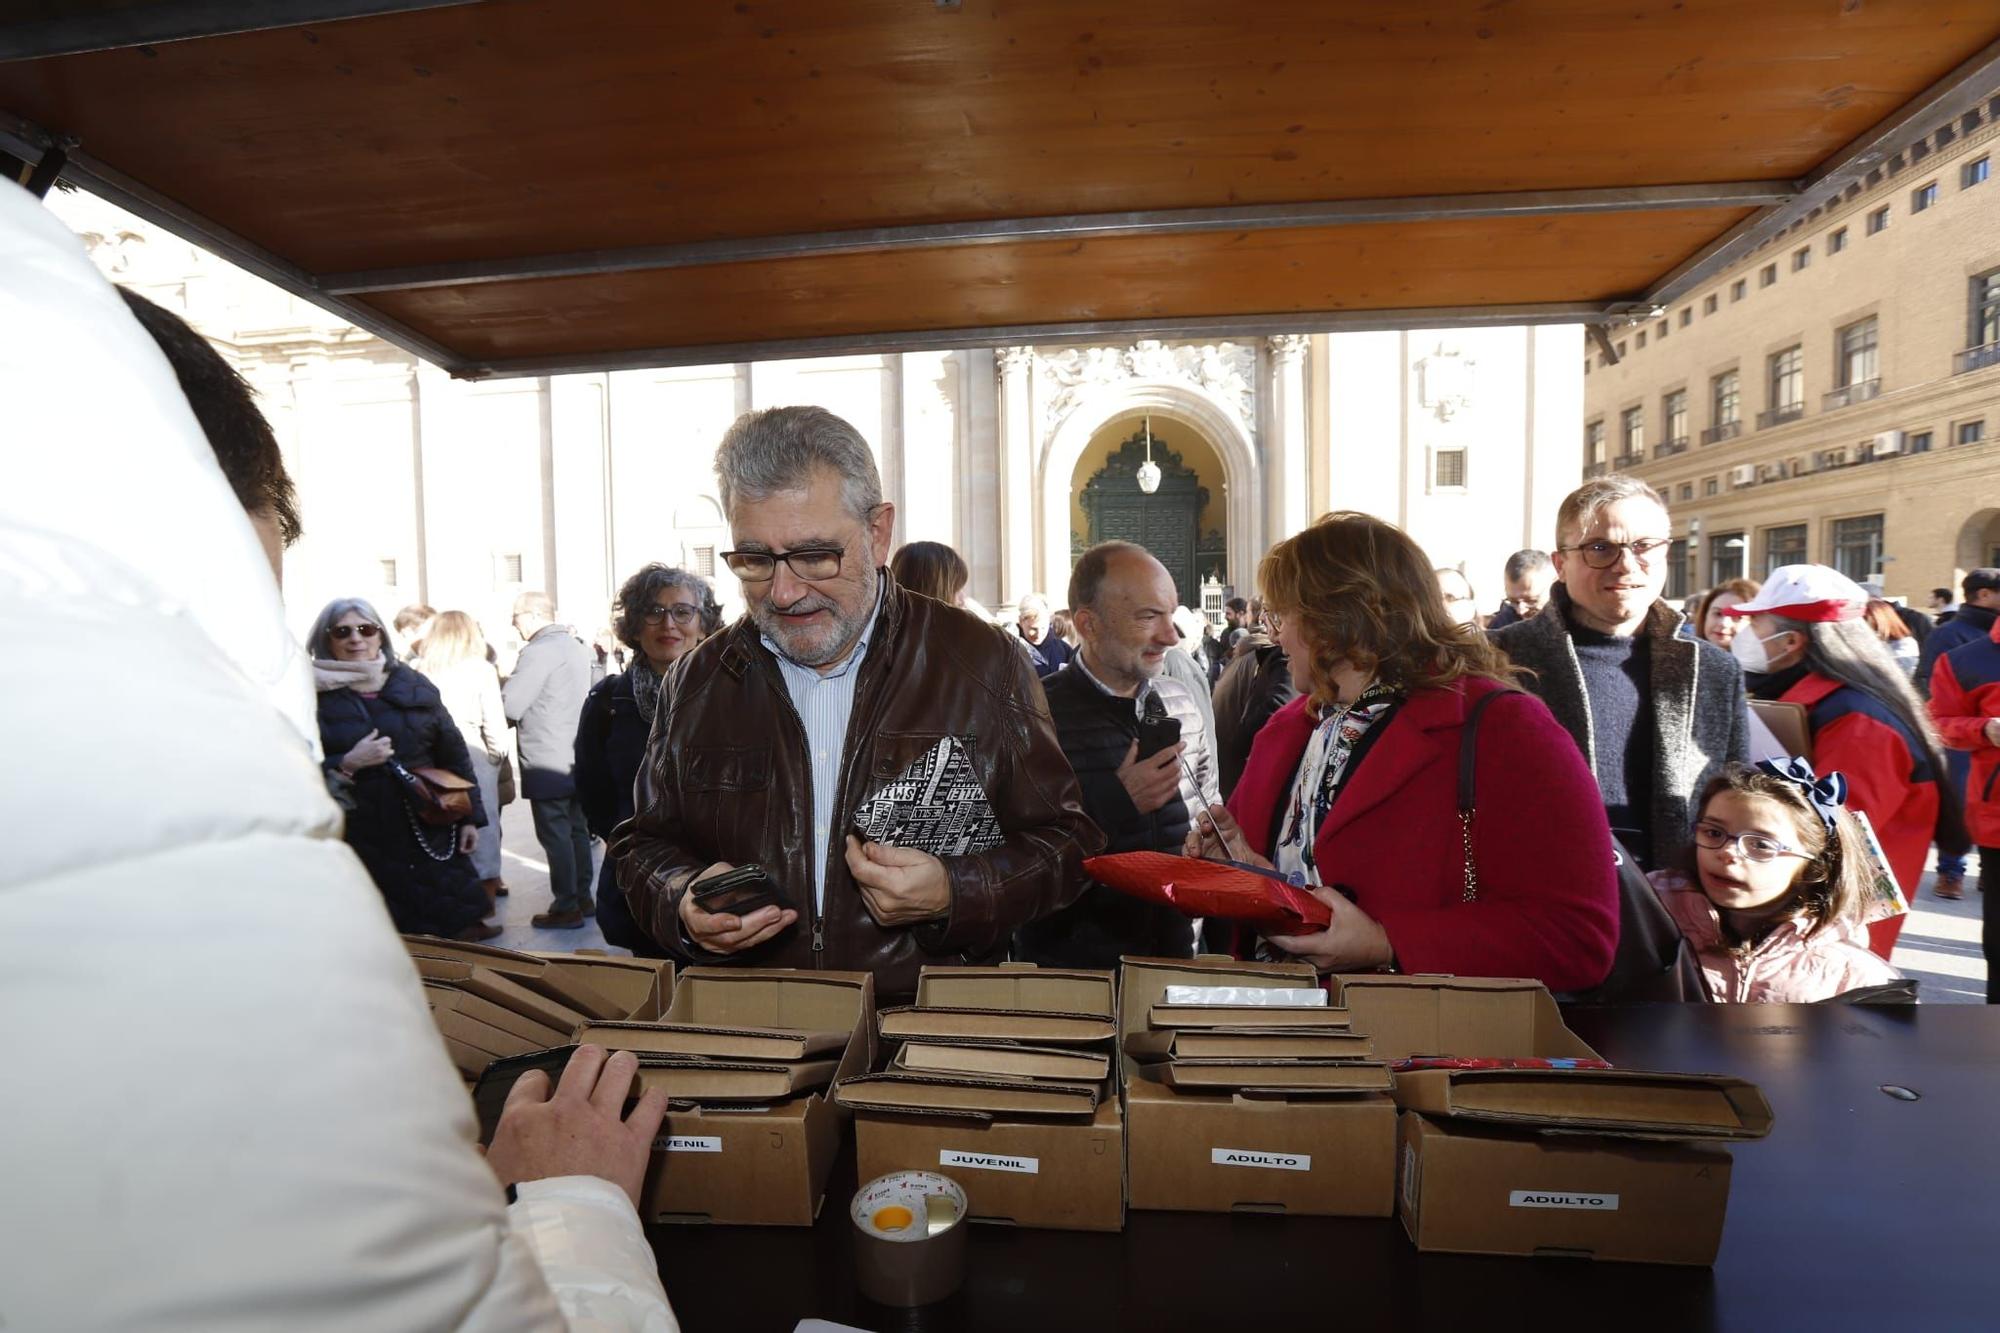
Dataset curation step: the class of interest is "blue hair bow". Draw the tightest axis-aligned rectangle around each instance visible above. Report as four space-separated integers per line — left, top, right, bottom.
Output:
1754 757 1848 833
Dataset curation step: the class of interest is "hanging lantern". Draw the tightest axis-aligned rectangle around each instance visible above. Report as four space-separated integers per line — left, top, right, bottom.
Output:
1136 413 1162 495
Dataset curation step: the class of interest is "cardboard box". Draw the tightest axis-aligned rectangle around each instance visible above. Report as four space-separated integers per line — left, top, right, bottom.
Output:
1120 956 1398 1217
1333 974 1601 1062
1392 1068 1774 1141
412 958 590 1035
1135 1029 1375 1062
1146 1003 1350 1030
842 964 1125 1231
574 1020 850 1062
1398 1113 1738 1265
1162 1059 1393 1095
531 951 674 1021
402 936 628 1019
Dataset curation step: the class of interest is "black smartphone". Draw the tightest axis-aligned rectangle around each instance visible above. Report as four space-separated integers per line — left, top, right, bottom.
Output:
691 863 791 916
1135 714 1182 762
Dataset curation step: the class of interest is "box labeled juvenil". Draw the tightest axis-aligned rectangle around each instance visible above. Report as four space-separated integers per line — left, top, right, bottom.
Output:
1120 956 1398 1218
842 964 1125 1232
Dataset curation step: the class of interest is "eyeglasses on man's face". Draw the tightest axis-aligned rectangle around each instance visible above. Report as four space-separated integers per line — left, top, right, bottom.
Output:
330 623 381 640
1692 820 1809 864
1559 538 1672 570
640 602 702 626
721 546 846 583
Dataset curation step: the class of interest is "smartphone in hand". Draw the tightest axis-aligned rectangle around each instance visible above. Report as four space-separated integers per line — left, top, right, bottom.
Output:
691 863 791 916
1135 714 1182 762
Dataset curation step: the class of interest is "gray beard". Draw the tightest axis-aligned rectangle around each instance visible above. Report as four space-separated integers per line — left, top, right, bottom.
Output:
753 564 879 668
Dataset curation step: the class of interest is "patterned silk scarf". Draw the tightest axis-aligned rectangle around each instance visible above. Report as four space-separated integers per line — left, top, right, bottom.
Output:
1273 680 1403 888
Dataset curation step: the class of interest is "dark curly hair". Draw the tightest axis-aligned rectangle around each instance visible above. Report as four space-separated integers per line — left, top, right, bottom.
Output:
613 564 723 652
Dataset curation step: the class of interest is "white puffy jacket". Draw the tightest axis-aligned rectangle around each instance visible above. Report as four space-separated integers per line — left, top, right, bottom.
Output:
0 180 677 1331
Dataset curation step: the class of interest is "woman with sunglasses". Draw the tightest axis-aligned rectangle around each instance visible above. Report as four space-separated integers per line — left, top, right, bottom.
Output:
310 597 493 941
574 565 723 954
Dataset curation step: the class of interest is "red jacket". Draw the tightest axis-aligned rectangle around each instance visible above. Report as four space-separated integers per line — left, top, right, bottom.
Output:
1779 672 1938 957
1227 678 1619 992
1929 616 2000 847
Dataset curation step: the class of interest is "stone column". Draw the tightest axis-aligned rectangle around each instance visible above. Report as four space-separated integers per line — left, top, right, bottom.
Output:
1265 334 1312 544
995 346 1039 605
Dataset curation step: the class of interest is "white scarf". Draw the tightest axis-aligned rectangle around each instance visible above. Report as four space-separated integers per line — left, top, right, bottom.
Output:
314 656 389 694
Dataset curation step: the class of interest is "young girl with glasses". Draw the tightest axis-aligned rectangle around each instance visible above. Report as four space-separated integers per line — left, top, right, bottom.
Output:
1648 760 1903 1002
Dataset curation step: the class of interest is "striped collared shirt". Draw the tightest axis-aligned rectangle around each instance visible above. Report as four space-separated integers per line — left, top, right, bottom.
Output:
760 587 885 912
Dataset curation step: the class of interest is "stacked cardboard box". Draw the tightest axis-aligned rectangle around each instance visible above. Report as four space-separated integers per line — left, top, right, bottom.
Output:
1327 974 1775 1266
1119 956 1398 1216
401 936 672 1079
477 967 874 1226
836 964 1125 1231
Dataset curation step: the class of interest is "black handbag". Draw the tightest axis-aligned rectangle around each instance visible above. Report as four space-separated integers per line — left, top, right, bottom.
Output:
1457 689 1709 1003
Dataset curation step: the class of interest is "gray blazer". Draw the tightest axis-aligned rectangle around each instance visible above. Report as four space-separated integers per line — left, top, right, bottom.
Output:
502 624 592 800
1490 586 1749 868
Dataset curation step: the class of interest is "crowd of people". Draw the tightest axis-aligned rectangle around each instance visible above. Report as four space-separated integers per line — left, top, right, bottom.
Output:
9 182 1999 1327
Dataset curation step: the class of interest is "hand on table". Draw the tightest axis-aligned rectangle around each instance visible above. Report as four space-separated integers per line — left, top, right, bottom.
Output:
484 1044 669 1212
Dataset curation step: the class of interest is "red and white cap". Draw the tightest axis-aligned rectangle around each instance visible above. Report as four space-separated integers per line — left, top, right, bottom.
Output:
1720 564 1868 622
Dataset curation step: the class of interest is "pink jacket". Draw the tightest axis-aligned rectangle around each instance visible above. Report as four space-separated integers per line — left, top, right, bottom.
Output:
1648 871 1901 1003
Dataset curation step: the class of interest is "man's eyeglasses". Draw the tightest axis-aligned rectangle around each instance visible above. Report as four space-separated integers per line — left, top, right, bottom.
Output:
1504 597 1545 611
330 623 381 640
722 547 845 583
1559 538 1672 569
640 603 702 626
1692 821 1809 864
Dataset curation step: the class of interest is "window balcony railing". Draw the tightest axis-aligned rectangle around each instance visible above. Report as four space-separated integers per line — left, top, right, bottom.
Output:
1584 461 1611 478
1823 378 1881 411
1614 451 1644 468
1700 420 1743 445
1756 403 1806 430
1653 437 1690 458
1955 341 2000 374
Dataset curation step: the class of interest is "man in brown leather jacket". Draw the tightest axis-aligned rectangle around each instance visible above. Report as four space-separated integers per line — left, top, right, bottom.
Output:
611 406 1100 998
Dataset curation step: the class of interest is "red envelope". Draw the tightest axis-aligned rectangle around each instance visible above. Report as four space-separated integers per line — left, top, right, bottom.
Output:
1083 851 1332 933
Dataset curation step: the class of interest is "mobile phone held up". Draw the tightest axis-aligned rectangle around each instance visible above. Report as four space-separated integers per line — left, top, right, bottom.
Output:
1135 713 1182 762
691 863 791 917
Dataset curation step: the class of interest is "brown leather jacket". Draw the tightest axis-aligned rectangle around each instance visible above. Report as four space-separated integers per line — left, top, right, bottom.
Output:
611 581 1102 998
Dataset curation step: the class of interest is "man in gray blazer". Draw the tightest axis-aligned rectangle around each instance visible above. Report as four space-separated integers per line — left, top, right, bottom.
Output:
504 591 595 928
1491 476 1749 871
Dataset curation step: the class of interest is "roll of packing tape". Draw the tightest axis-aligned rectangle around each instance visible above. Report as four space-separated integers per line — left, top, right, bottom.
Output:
849 1170 969 1307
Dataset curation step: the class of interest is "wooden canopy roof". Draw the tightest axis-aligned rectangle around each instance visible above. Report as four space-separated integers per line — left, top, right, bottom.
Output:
4 1 1998 377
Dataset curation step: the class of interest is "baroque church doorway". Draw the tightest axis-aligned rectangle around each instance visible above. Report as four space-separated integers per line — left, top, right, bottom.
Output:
1070 414 1228 607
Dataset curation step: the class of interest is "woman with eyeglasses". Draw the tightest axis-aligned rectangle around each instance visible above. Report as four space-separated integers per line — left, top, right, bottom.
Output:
309 597 493 941
1647 762 1902 1001
574 564 723 954
1184 513 1619 991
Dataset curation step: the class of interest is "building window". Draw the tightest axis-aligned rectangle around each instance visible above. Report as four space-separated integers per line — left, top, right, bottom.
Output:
1713 369 1740 426
1636 331 1647 350
379 558 398 588
1704 476 1719 497
1667 539 1690 602
1760 263 1778 288
1768 345 1804 412
1960 420 1988 446
1911 181 1939 212
1907 430 1933 454
1828 228 1848 254
1678 482 1694 501
1830 515 1884 582
1620 406 1645 460
1866 205 1890 234
1656 320 1669 341
1679 307 1693 327
1792 247 1811 272
1764 524 1807 575
498 552 524 585
690 545 716 577
1585 420 1606 466
1731 279 1747 302
1616 340 1628 358
1433 448 1468 489
1973 270 2000 349
1664 389 1688 446
1704 294 1719 315
1837 317 1879 388
1966 155 1992 189
1710 533 1747 584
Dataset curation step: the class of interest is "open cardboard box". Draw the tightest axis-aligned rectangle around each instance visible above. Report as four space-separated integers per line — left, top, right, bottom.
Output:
846 964 1126 1232
1393 1068 1773 1141
1332 974 1600 1062
529 950 674 1021
402 936 630 1019
1120 956 1399 1217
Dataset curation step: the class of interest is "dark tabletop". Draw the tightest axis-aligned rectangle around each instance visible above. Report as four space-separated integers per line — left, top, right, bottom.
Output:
651 1004 2000 1333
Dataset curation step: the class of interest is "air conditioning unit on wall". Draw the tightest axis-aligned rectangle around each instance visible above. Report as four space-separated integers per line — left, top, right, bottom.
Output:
1730 465 1757 486
1873 430 1904 456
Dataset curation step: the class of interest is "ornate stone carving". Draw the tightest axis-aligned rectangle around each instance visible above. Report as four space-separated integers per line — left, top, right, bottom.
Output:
996 345 1037 376
1267 333 1310 364
1036 338 1255 438
1416 340 1476 422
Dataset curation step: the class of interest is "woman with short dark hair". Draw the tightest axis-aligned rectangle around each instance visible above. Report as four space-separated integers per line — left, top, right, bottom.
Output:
309 597 492 940
575 565 722 954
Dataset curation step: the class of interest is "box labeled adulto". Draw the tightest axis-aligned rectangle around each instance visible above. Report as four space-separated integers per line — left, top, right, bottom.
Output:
842 964 1124 1232
1120 956 1397 1218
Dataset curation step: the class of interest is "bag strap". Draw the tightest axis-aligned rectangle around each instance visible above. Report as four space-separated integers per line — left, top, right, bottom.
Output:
1456 688 1512 904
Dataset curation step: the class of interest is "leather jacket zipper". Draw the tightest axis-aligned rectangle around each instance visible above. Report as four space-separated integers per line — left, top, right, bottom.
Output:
752 654 825 968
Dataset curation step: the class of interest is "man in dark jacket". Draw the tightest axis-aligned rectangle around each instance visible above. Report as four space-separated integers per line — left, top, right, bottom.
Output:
1492 476 1748 871
612 407 1099 999
504 592 594 928
1016 543 1220 969
1915 568 2000 899
1210 631 1298 798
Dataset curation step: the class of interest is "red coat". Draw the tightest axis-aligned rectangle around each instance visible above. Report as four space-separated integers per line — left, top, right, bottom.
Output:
1928 616 2000 847
1779 672 1938 958
1227 678 1619 992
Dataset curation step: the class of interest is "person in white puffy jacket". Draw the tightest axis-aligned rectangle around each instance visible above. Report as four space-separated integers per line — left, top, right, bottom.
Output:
0 178 680 1331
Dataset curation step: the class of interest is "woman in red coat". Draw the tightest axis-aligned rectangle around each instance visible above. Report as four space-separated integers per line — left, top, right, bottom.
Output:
1186 513 1619 992
1722 565 1969 959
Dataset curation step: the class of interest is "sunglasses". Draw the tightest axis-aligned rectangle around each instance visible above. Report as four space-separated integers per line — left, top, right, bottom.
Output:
330 624 381 640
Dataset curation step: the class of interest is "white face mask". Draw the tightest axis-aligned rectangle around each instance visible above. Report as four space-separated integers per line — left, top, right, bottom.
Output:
1730 628 1788 674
